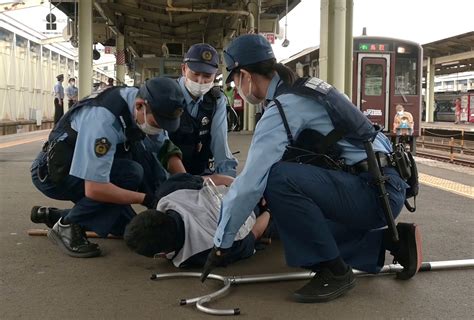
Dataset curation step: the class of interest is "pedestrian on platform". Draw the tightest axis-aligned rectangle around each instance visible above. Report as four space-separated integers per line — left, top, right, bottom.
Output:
30 77 186 258
170 43 238 176
454 98 461 124
65 78 78 109
200 34 422 303
53 74 65 124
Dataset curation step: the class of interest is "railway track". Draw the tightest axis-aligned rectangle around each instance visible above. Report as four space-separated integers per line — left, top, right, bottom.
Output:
415 147 474 167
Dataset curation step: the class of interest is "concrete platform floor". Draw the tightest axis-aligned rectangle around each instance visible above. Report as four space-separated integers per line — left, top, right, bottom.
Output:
1 131 473 319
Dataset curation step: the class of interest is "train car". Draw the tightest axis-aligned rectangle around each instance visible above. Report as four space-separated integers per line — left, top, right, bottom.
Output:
352 36 423 150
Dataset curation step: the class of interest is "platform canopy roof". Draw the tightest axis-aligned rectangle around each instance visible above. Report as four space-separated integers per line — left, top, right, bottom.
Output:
422 31 474 75
52 0 300 60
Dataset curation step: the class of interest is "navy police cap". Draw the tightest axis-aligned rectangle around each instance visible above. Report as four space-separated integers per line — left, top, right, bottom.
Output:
138 77 185 132
224 34 275 83
184 43 219 74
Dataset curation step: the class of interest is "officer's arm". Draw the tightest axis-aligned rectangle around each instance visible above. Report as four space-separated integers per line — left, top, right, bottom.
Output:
167 155 186 174
85 180 146 205
209 96 238 177
158 139 186 174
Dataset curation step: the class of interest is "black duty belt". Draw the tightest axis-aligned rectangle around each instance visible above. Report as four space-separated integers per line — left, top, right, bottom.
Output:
346 152 391 175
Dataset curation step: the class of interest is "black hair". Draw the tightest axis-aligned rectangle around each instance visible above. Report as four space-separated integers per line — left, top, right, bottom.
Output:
68 78 75 82
237 58 297 86
124 209 177 257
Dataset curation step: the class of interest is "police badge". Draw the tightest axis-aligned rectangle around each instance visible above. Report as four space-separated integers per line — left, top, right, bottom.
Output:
94 137 111 157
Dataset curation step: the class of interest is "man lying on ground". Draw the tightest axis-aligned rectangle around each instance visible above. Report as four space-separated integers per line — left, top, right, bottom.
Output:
124 173 270 267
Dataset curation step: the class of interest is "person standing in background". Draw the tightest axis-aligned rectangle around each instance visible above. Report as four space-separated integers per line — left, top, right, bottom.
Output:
65 78 78 109
454 98 461 124
53 74 65 124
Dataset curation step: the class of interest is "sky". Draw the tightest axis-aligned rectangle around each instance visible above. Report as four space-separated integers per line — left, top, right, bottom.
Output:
1 0 473 63
272 0 474 60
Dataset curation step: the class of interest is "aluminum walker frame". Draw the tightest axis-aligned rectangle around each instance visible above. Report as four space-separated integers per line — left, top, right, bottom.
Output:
151 259 474 316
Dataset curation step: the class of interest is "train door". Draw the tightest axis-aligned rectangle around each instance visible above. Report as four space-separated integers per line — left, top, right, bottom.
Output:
356 54 391 130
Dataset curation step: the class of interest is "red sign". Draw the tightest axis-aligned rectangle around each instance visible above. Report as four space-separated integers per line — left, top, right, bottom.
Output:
260 33 275 44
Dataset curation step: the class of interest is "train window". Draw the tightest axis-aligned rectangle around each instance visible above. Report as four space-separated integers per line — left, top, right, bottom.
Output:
395 58 417 95
364 64 383 96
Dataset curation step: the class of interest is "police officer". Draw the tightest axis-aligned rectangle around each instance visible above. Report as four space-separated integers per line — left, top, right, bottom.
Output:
53 74 65 124
30 77 185 258
201 35 422 302
170 43 237 177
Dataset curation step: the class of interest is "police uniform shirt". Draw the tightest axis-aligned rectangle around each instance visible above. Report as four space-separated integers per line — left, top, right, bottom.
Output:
178 77 238 177
54 81 64 99
65 85 78 100
214 74 393 248
68 87 139 183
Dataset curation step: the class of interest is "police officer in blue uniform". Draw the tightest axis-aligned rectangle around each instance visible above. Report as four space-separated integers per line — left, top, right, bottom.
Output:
201 35 422 302
170 43 238 177
30 77 185 258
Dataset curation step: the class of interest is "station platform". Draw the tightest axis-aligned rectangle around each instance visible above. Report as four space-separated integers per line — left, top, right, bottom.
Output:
421 121 474 132
1 130 473 319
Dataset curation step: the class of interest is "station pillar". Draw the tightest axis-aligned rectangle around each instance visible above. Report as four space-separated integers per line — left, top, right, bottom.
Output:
425 57 436 123
116 34 126 85
78 0 93 99
320 0 353 96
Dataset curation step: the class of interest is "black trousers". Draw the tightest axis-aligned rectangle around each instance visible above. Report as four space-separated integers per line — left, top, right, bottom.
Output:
68 99 75 109
54 98 64 124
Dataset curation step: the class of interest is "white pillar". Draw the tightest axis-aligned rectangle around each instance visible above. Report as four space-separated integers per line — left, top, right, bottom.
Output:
425 57 435 123
116 34 125 85
319 0 329 82
78 0 93 99
344 0 353 99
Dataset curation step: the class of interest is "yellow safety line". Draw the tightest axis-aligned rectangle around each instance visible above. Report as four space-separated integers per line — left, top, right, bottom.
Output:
0 134 48 149
419 173 474 199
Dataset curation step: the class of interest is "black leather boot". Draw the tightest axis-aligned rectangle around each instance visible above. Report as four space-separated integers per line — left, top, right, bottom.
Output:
30 206 61 228
48 220 101 258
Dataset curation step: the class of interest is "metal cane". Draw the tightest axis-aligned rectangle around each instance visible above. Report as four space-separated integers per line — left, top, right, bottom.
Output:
151 259 474 316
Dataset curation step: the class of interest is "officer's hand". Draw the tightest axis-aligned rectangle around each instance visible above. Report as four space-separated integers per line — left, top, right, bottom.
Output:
200 246 229 283
142 193 159 209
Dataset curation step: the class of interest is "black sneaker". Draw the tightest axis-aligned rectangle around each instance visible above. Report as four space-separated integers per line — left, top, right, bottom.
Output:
392 223 423 280
30 206 61 228
293 267 356 303
47 220 101 258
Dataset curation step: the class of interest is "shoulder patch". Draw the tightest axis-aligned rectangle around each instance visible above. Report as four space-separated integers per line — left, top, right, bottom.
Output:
303 77 332 94
94 137 111 157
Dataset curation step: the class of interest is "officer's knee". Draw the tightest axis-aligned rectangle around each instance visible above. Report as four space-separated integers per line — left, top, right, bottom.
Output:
111 159 144 190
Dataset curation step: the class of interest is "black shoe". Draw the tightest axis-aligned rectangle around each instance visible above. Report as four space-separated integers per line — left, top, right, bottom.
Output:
47 220 101 258
392 223 423 280
293 267 356 303
30 206 61 228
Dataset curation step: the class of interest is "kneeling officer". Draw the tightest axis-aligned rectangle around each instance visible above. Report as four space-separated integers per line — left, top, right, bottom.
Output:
30 77 185 258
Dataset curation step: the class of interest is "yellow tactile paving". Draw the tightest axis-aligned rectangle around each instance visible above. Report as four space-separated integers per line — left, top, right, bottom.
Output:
419 172 474 199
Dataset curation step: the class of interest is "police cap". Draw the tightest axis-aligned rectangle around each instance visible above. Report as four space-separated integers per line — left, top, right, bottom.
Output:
184 43 219 74
223 34 275 83
138 77 185 132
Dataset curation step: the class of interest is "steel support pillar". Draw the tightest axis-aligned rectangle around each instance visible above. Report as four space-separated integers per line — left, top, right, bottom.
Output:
425 56 436 123
78 0 93 99
116 35 125 85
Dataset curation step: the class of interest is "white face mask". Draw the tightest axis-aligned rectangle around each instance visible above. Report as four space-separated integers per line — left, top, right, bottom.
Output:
185 78 214 97
136 107 163 135
397 111 404 116
237 73 263 105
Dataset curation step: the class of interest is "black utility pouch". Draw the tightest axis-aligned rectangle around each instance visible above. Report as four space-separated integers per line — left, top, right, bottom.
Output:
392 145 412 180
47 140 74 184
391 143 419 212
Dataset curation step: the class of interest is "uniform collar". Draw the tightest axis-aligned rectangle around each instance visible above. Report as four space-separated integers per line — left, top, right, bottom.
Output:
119 87 139 118
265 73 282 105
178 77 204 105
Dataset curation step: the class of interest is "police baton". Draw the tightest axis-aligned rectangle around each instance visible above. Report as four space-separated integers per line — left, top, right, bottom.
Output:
364 141 399 242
